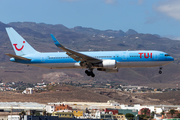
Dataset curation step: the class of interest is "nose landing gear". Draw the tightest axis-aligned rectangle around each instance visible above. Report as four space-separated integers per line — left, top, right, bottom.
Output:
159 67 162 74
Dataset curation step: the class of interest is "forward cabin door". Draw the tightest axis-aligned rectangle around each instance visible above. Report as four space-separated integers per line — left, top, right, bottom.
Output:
122 52 127 60
120 52 129 67
154 53 159 60
41 56 45 62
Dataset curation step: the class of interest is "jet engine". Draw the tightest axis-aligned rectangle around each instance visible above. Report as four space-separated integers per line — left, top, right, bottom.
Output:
93 60 117 69
102 60 117 69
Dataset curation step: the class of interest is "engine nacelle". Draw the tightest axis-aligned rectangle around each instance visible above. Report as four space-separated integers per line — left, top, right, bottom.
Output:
102 60 117 69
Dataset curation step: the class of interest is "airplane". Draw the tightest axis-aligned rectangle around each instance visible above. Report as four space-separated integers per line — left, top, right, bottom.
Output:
5 27 174 77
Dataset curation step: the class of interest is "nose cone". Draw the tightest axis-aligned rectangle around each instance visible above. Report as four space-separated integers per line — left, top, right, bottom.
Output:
169 56 174 61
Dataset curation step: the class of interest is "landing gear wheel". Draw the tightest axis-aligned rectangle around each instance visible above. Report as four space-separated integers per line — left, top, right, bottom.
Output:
91 73 95 77
159 66 163 74
85 70 88 74
85 69 95 77
87 73 90 76
85 70 90 76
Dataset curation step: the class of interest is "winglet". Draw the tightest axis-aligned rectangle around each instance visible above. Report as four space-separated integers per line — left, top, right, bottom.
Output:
50 34 64 48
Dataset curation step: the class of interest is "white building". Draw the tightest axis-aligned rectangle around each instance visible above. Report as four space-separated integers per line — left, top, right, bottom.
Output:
120 104 164 114
8 115 20 120
95 110 113 119
107 100 120 106
22 88 33 94
46 104 55 113
0 102 45 114
0 116 7 120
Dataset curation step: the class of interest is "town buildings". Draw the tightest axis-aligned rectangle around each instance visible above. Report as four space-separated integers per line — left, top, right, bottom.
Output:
0 101 179 120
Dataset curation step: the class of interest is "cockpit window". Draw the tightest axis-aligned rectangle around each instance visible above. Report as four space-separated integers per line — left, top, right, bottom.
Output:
165 54 170 56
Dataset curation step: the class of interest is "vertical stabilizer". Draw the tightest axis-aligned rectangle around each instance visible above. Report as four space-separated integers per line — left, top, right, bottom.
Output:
5 27 38 56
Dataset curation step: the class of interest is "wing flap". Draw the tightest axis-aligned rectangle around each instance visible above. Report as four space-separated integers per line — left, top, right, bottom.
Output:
66 52 82 61
5 53 31 61
50 34 102 63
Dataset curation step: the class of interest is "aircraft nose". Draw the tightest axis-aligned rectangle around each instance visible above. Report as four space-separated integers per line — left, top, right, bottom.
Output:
169 56 174 61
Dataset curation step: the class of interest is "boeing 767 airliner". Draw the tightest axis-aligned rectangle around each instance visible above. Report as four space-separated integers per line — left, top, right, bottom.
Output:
5 27 174 77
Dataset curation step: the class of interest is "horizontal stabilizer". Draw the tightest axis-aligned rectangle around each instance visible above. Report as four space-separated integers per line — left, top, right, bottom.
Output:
5 53 31 61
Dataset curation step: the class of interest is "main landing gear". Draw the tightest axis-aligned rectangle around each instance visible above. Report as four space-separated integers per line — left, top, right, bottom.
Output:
82 62 95 77
159 67 162 74
85 69 95 77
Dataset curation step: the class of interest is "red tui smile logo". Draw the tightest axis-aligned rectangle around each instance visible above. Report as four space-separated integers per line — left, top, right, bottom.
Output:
13 41 25 51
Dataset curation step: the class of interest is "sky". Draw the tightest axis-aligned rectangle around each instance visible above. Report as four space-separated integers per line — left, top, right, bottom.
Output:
0 0 180 39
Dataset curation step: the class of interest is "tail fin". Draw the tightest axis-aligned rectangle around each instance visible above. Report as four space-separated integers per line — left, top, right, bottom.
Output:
5 27 38 56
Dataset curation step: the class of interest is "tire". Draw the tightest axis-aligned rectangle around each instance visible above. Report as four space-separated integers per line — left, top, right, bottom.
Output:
85 70 88 74
87 72 90 76
159 71 162 74
91 74 95 77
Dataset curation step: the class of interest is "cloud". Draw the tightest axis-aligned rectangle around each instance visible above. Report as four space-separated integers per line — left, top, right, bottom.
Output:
155 0 180 20
163 35 180 40
138 0 144 5
172 37 180 40
60 0 79 2
104 0 117 4
129 0 145 6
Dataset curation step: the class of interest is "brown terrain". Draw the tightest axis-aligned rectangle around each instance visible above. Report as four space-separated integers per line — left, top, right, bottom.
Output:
0 84 177 105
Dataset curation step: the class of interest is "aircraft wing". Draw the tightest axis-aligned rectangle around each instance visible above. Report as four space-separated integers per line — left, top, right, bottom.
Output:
5 53 31 61
51 34 102 63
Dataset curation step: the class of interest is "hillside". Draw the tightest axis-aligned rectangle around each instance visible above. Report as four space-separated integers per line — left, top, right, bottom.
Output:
0 21 180 88
0 84 172 105
145 91 180 105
